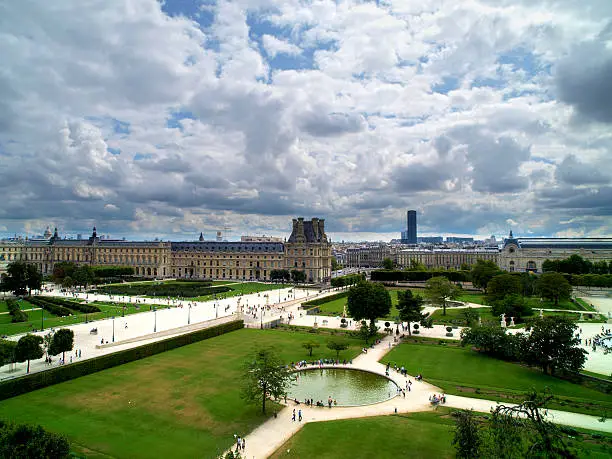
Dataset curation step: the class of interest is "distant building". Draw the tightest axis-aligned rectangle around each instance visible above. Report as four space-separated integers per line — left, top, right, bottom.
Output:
418 236 444 244
241 235 283 242
446 236 474 244
397 247 499 270
406 210 417 244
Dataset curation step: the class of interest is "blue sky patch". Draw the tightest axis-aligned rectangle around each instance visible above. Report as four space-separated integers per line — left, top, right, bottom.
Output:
112 119 130 135
108 147 121 156
167 110 196 130
133 153 153 161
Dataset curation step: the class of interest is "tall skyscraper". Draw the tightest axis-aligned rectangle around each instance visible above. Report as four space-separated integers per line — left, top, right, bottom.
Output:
406 210 417 244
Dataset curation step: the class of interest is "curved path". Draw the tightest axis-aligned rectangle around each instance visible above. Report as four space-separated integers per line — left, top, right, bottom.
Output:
236 333 611 459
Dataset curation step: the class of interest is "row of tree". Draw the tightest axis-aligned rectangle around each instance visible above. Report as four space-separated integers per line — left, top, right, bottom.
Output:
0 262 42 296
0 329 74 373
543 254 611 275
0 421 70 458
269 269 307 283
460 316 586 375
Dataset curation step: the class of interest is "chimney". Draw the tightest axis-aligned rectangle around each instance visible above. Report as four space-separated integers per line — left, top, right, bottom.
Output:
312 218 319 240
319 219 325 240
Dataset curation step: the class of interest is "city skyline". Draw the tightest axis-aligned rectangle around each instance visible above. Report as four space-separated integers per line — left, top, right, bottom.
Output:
2 1 611 241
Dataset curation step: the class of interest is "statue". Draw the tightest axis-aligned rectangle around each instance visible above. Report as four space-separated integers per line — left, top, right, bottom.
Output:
478 316 482 326
509 317 515 327
500 313 507 328
539 309 544 319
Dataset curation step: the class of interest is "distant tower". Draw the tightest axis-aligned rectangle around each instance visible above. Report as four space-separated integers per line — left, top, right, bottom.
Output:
199 232 204 242
407 210 417 244
216 231 222 242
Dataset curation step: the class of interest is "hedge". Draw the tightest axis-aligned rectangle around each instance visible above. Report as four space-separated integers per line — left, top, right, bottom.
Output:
302 292 348 307
0 320 243 401
26 297 72 317
94 283 231 298
91 266 135 278
565 273 612 288
370 270 471 283
34 296 101 314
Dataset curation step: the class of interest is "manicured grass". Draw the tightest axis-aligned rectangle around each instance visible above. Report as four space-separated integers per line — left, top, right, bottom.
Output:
382 341 612 417
314 290 400 320
270 409 612 459
575 298 596 311
270 411 456 459
191 282 291 301
0 299 36 313
456 292 487 304
0 328 364 458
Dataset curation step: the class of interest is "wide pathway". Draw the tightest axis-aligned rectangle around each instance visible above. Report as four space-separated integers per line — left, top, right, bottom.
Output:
237 333 611 459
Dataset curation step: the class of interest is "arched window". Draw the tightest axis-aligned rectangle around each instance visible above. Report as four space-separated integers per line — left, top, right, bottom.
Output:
526 261 537 272
509 261 515 272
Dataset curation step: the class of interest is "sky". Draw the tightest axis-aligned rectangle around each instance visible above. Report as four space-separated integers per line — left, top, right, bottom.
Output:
1 0 611 242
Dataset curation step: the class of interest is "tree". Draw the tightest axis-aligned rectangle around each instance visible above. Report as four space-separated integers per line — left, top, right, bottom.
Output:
0 339 17 368
61 276 74 289
382 257 394 270
327 338 349 359
470 260 500 292
301 341 320 357
358 321 371 344
3 262 43 296
396 290 425 335
522 316 587 375
290 270 306 284
0 422 70 458
424 276 459 316
331 256 341 271
541 259 559 273
460 325 523 361
72 265 94 288
452 409 482 459
461 308 480 326
241 348 293 414
15 334 44 373
25 264 43 295
487 274 522 302
51 261 77 283
49 329 74 362
347 281 392 327
491 294 533 321
592 260 610 275
536 272 572 306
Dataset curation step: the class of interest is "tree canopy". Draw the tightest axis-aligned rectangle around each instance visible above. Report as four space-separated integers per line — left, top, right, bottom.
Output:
347 281 392 325
382 257 394 270
15 334 44 373
395 290 425 335
491 294 533 321
470 260 500 292
49 329 74 362
522 316 587 375
326 338 349 359
424 276 459 316
241 348 293 414
487 273 522 302
0 422 70 459
0 340 17 368
3 262 42 296
536 272 572 305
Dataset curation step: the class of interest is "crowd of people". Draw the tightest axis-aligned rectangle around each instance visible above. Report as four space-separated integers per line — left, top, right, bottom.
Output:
587 326 612 354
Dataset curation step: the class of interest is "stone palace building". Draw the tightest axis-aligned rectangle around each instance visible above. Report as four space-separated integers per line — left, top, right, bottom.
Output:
0 217 332 283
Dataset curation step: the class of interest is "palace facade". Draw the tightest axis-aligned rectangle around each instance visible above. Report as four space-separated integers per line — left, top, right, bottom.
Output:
0 217 332 283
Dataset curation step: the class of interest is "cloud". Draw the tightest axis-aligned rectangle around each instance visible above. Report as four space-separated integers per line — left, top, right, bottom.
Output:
262 35 302 59
555 154 610 186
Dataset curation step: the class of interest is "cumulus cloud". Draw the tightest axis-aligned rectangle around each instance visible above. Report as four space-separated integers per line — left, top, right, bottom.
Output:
0 0 611 239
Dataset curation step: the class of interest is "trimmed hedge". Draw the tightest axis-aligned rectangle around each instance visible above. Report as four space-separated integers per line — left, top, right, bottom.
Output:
302 292 348 307
371 270 471 282
26 297 72 317
91 266 135 278
94 282 230 298
35 296 101 314
6 299 27 322
0 320 244 401
330 274 364 287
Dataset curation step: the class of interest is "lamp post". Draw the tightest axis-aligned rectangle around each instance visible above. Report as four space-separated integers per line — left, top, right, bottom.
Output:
188 304 191 325
260 307 263 330
215 302 218 319
41 303 44 331
153 307 157 333
112 316 115 343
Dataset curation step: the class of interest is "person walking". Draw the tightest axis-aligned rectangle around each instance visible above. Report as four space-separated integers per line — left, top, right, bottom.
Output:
292 409 296 422
298 409 302 422
241 438 245 451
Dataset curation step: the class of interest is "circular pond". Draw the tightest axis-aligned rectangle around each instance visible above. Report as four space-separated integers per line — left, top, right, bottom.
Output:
288 368 397 407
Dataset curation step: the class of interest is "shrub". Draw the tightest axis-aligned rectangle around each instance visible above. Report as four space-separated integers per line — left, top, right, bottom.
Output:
413 323 420 335
371 270 470 283
11 310 28 323
26 297 72 317
302 292 348 307
0 320 243 401
33 296 101 314
94 282 230 298
446 326 453 333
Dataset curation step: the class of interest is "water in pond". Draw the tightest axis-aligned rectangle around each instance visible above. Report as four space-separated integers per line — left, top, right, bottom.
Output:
288 368 397 407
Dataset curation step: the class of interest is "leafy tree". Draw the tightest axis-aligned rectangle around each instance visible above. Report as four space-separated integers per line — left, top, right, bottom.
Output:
0 339 17 368
559 254 592 275
452 409 482 459
301 341 320 357
326 338 349 359
241 348 293 414
460 262 471 271
460 325 523 361
396 290 425 335
407 259 427 271
3 262 29 296
290 269 307 284
72 265 94 288
51 261 77 282
461 308 480 326
541 259 559 273
522 316 586 375
347 281 392 327
358 321 371 344
536 272 572 306
382 257 394 270
49 328 74 362
470 259 500 292
331 256 341 271
424 276 459 316
15 334 44 373
491 294 533 321
25 264 43 295
592 260 610 275
487 274 522 302
61 276 74 289
0 422 70 458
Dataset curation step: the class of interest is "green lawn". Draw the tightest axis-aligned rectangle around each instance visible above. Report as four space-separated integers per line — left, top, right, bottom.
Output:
191 282 292 301
0 328 364 458
270 409 612 459
0 300 170 336
0 299 36 313
270 411 455 459
382 341 612 417
428 307 491 325
314 290 400 320
456 292 487 304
